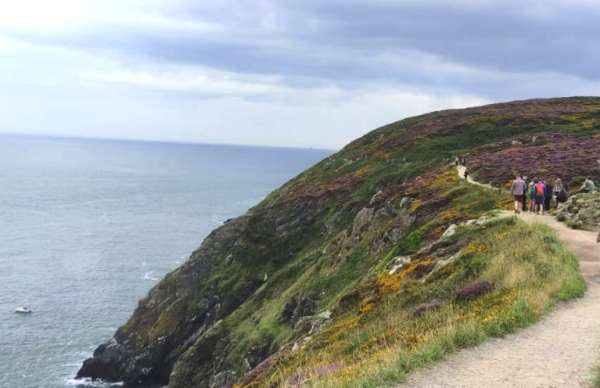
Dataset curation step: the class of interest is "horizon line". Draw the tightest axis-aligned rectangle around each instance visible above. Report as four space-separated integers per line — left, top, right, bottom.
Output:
0 132 338 153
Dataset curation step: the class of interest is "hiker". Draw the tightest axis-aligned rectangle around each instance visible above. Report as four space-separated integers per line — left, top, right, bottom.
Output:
528 180 536 212
534 179 546 215
464 168 469 180
557 187 568 205
511 175 526 213
553 178 563 203
553 178 564 193
454 156 460 166
521 176 529 210
543 180 553 211
578 177 598 193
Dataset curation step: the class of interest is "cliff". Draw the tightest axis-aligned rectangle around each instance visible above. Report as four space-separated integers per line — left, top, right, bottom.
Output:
77 97 600 387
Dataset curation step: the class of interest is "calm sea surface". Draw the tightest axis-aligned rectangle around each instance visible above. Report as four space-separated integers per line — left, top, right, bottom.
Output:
0 135 331 388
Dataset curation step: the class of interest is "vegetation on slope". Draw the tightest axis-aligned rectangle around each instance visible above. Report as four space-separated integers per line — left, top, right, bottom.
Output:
255 217 585 387
555 192 600 230
77 97 600 388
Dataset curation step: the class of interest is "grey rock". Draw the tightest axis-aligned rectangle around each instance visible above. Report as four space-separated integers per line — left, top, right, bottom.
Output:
399 197 411 209
441 224 458 239
388 256 412 275
352 207 375 236
369 190 385 206
209 370 236 388
555 192 600 231
422 252 461 282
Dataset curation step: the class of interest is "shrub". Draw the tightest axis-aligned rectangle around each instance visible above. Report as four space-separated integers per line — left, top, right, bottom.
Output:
455 281 494 302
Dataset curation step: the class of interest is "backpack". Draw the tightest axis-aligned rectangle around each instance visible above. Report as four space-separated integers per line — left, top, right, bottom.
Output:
557 190 568 203
535 183 545 196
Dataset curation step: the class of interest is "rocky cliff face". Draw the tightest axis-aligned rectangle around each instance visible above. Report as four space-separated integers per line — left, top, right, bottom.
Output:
77 97 600 387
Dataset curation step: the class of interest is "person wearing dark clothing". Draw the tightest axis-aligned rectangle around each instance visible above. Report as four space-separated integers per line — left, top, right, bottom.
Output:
528 180 536 213
543 181 553 211
557 188 568 204
521 176 529 211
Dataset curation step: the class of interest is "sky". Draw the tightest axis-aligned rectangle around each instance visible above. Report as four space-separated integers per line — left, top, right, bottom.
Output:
1 1 600 149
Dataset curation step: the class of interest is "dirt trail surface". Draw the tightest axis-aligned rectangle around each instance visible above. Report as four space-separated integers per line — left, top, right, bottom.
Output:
456 165 494 189
402 170 600 388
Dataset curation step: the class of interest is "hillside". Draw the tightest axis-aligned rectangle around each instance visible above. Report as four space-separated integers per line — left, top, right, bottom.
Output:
77 97 600 387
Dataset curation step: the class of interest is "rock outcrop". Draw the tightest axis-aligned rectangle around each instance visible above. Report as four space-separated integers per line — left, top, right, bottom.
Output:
556 192 600 230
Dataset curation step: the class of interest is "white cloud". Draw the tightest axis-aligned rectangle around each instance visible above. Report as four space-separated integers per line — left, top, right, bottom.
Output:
0 0 87 28
83 66 288 96
0 0 597 149
0 37 491 149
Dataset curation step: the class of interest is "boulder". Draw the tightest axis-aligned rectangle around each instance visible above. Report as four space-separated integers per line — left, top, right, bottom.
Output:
556 192 600 230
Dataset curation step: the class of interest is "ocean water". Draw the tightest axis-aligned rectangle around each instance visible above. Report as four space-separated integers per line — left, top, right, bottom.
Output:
0 135 331 388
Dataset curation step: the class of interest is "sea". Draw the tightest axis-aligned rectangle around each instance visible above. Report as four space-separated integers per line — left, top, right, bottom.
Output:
0 134 332 388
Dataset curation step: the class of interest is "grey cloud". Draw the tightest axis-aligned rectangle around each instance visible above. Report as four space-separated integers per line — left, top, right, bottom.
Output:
5 0 600 93
154 0 600 81
3 0 600 150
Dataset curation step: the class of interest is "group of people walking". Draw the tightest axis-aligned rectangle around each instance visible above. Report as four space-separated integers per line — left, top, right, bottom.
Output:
511 176 567 215
511 175 598 215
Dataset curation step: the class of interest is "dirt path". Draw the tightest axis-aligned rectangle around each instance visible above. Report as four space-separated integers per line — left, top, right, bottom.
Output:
519 213 600 281
456 165 494 189
402 169 600 387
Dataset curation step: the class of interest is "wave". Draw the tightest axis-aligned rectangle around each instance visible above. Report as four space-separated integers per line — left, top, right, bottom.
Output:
142 271 159 281
210 215 225 225
65 377 123 387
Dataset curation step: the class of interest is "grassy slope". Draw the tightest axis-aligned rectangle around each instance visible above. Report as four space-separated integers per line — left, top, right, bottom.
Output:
101 98 600 387
287 221 585 387
250 174 586 387
237 98 600 386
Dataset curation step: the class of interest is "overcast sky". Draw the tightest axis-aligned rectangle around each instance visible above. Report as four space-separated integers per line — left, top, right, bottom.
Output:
1 0 599 149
